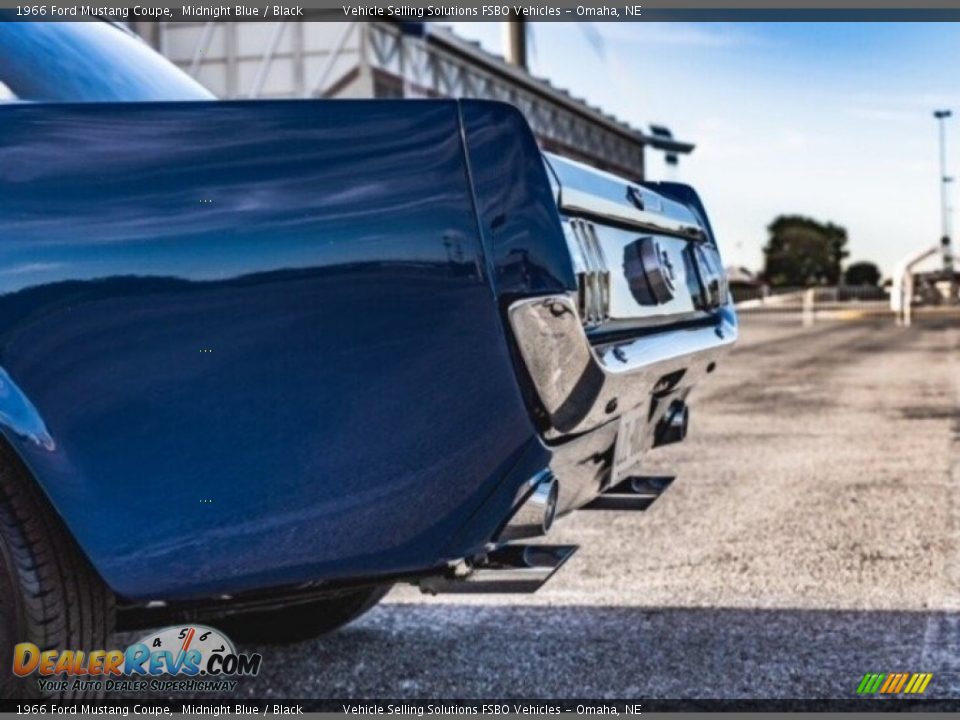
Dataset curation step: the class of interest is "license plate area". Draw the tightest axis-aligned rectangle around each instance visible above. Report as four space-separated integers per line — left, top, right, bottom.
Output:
611 404 649 485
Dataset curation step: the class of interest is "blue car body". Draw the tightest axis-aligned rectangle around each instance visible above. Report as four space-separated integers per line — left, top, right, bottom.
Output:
0 22 736 605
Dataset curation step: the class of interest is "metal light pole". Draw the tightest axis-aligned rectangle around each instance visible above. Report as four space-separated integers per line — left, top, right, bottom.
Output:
502 18 527 70
934 109 955 302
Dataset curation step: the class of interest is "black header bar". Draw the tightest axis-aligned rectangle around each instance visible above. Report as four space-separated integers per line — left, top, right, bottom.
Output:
7 1 960 20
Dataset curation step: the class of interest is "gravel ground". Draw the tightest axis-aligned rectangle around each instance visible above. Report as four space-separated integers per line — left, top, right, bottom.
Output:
155 314 960 700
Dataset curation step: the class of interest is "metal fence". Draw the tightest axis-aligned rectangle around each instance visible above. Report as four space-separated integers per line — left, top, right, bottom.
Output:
734 286 891 325
733 284 960 325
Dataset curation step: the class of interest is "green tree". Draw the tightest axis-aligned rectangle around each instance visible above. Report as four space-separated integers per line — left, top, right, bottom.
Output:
844 261 881 286
762 215 849 287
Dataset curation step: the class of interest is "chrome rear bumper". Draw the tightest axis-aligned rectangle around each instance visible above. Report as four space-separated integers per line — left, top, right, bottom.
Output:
508 294 737 441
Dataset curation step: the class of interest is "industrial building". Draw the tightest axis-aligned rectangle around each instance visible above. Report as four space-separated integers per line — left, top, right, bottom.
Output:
130 20 693 182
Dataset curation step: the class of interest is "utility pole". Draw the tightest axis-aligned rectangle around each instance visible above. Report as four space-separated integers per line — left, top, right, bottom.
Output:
934 109 955 302
502 18 527 70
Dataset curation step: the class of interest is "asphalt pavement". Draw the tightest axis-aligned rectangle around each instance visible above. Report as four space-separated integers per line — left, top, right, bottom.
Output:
187 314 960 699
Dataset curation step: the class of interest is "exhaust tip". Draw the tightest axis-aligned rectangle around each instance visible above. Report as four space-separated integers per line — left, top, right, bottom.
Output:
498 471 559 542
418 544 578 595
539 476 559 533
584 475 675 511
655 402 689 447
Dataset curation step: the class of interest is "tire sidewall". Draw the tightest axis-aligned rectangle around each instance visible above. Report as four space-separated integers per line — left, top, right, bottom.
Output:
0 512 30 698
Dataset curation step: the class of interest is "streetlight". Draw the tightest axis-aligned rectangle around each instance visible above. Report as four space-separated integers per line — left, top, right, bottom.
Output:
502 17 527 70
934 109 955 301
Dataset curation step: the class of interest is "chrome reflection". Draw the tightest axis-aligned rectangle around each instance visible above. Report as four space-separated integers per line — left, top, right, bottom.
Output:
566 218 610 326
0 367 54 451
508 294 736 440
497 469 559 542
419 544 578 595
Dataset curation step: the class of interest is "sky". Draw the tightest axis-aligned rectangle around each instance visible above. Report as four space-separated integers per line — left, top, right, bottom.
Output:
448 21 960 278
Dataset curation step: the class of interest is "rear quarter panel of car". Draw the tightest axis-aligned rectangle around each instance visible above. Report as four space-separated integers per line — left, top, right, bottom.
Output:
0 99 541 600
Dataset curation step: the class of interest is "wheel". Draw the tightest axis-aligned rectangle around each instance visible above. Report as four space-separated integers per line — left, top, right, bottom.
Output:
0 442 115 699
214 585 392 645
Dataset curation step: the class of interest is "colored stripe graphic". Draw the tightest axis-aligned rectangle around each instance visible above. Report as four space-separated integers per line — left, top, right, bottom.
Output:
884 673 909 693
879 674 896 693
858 672 933 695
904 674 920 694
857 673 885 694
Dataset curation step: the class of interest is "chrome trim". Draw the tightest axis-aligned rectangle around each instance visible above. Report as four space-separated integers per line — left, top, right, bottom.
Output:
586 222 611 319
497 470 559 542
560 186 705 241
637 236 676 305
567 218 610 326
570 222 700 326
508 295 737 440
654 402 688 447
548 419 619 514
419 545 578 595
584 475 675 511
692 244 729 309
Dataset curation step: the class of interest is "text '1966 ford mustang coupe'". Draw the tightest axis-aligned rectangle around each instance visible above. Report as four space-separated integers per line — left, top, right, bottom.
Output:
0 21 736 697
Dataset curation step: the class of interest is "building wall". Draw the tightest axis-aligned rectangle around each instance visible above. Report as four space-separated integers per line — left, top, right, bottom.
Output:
144 22 368 99
137 21 646 181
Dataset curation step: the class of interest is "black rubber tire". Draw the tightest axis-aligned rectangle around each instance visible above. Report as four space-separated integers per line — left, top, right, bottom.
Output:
0 442 115 700
214 585 392 645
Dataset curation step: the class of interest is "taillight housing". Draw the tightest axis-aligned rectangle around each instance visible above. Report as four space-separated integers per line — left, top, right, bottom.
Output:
565 218 610 326
691 244 729 310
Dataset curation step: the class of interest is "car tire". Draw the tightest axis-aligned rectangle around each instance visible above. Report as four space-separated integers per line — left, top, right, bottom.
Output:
214 585 392 645
0 442 115 700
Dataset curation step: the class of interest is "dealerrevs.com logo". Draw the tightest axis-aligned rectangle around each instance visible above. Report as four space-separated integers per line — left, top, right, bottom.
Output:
13 625 262 694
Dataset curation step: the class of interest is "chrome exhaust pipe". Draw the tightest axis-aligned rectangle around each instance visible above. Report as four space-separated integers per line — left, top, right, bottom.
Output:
497 471 559 542
418 472 571 595
654 402 688 447
419 544 578 594
585 475 674 511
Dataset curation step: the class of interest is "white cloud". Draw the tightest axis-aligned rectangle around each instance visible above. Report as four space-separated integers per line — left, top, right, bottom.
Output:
0 262 64 276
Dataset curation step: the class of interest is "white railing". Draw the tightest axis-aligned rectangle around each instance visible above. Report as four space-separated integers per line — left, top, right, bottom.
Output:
734 285 890 325
734 281 960 325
